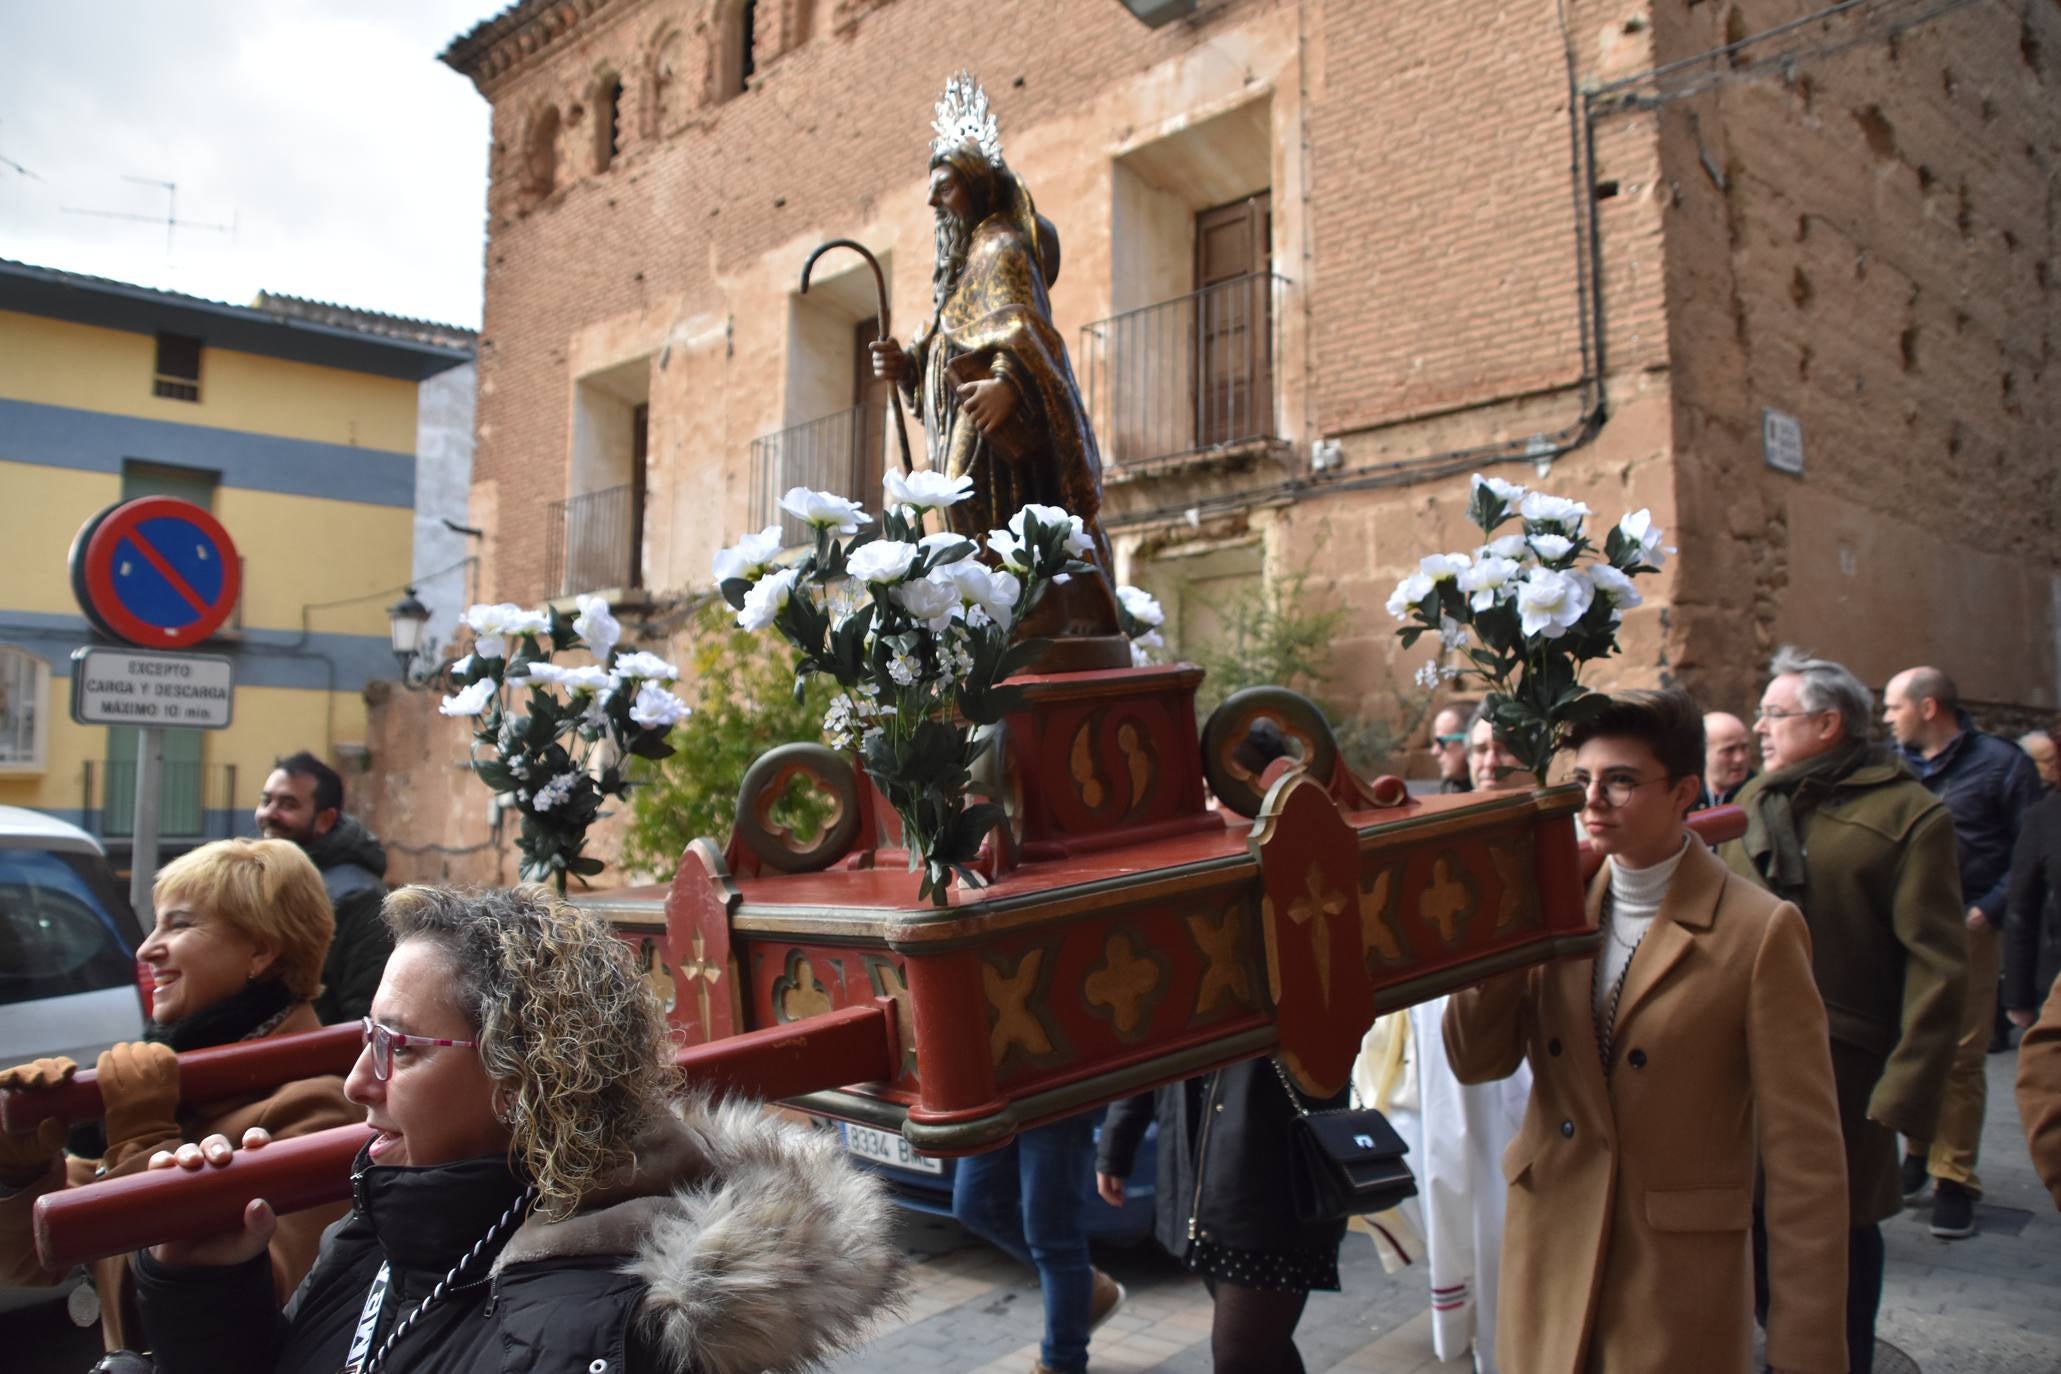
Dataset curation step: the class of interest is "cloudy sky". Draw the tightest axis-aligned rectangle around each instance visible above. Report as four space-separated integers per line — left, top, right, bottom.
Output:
1 1 496 328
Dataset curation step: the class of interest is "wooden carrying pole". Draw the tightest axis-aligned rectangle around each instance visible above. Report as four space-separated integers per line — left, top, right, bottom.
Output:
33 1002 900 1272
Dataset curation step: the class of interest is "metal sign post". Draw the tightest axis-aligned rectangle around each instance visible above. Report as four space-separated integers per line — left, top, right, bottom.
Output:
130 727 164 922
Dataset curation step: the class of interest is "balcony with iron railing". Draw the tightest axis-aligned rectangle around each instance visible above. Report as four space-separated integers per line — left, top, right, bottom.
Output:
543 483 640 599
1079 270 1289 474
82 761 239 841
748 404 887 545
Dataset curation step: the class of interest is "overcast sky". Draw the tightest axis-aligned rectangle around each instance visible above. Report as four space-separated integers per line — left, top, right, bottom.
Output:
1 1 496 329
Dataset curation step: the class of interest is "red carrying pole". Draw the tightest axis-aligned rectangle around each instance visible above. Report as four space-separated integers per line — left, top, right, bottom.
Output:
33 1002 898 1272
0 1024 365 1134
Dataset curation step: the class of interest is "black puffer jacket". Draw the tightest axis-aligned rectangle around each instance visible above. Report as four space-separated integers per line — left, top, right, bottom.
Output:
131 1096 904 1374
1098 1058 1348 1260
304 816 391 1024
1904 718 2045 920
2006 792 2061 1013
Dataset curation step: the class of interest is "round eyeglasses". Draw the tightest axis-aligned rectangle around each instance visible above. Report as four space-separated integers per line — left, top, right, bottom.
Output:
1570 772 1671 809
360 1016 479 1081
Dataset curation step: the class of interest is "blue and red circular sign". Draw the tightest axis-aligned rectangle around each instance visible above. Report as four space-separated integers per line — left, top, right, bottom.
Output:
69 498 242 649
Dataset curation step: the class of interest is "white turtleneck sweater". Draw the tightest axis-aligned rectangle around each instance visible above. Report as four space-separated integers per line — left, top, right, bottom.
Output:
1592 834 1692 1021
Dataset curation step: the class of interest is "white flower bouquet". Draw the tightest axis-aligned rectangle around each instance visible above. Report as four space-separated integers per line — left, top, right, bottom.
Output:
1388 473 1670 783
718 478 1096 905
439 594 687 891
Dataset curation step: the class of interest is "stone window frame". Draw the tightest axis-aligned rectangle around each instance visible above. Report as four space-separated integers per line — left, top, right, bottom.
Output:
0 647 50 774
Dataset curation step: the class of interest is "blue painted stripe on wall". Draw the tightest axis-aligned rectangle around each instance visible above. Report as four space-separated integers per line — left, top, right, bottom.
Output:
0 398 416 508
0 610 398 695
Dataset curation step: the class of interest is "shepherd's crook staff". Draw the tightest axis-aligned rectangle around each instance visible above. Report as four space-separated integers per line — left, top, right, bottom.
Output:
800 239 913 475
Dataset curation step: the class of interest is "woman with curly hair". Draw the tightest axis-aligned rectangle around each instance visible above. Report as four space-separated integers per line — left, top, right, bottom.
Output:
0 838 351 1354
128 884 904 1374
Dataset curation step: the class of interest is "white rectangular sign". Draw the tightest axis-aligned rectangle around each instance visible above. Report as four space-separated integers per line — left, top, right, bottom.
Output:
1762 407 1804 475
70 647 235 729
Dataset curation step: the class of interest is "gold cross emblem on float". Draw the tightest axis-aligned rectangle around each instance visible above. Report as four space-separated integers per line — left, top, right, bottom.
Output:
1287 864 1348 1008
677 931 724 1042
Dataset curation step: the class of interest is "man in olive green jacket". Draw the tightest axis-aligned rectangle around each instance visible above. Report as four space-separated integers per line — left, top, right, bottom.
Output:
1720 648 1965 1374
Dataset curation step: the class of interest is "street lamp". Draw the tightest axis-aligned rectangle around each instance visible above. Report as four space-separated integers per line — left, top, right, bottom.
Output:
387 588 431 680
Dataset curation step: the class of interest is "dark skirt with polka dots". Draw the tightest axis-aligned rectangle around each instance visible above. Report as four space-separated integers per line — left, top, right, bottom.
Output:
1184 1235 1341 1294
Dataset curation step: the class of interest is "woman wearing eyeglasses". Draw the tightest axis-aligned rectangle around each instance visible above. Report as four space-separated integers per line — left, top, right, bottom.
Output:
0 839 352 1354
128 884 902 1374
1442 690 1850 1373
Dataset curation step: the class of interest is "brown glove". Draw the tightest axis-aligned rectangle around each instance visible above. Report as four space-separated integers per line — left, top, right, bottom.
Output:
0 1057 75 1186
98 1042 182 1168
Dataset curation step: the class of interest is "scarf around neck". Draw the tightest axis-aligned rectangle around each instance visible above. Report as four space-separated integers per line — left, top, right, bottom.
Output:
1740 738 1884 902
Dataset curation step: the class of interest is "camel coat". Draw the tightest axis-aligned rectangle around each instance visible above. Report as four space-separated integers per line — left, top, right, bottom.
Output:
1445 840 1849 1374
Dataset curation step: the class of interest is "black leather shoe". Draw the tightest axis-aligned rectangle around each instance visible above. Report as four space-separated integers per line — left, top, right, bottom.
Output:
1899 1153 1929 1202
1930 1180 1976 1238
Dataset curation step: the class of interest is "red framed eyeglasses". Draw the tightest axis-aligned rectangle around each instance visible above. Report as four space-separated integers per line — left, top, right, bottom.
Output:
359 1016 479 1081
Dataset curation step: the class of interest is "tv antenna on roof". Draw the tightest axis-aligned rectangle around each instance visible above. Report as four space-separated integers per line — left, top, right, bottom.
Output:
61 176 236 259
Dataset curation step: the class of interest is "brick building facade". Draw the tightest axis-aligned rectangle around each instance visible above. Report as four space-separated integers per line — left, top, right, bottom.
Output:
363 0 2059 884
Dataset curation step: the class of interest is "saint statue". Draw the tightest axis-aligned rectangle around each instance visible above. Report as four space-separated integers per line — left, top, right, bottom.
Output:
872 72 1129 666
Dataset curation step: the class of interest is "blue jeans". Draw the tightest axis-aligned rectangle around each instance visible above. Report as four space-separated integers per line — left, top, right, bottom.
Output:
952 1112 1096 1372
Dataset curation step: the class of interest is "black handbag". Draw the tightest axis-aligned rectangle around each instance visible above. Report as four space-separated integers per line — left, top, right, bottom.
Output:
1271 1057 1418 1223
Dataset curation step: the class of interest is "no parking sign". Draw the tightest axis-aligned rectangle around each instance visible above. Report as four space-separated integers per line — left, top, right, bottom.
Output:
69 497 242 648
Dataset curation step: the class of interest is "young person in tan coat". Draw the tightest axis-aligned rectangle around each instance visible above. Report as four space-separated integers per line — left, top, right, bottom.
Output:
0 838 354 1352
1446 690 1849 1373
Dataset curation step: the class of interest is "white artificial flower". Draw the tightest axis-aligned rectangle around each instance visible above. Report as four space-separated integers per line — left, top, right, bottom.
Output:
1419 552 1473 582
1129 629 1167 667
1115 584 1166 629
1479 534 1529 561
893 574 960 630
1519 491 1592 533
986 527 1032 571
1514 567 1595 639
506 660 571 690
560 665 617 696
1471 473 1527 506
449 653 476 678
737 567 800 631
1457 556 1523 611
1617 509 1673 567
1586 562 1644 612
629 681 690 729
778 486 867 535
939 560 1020 630
1528 533 1575 562
531 771 578 813
438 678 496 717
463 602 527 659
823 694 858 750
713 526 787 587
1413 661 1462 689
573 595 621 659
847 540 921 585
613 650 679 682
887 649 922 687
1438 615 1469 651
1008 503 1094 556
1385 571 1435 621
884 468 976 510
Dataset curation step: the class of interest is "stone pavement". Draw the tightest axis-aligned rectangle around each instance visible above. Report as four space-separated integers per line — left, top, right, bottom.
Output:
825 1055 2061 1373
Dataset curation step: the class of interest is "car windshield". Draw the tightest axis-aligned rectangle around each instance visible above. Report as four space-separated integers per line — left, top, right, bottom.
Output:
0 848 138 1007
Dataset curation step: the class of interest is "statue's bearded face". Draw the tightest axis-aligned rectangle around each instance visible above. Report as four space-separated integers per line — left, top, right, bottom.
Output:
929 162 981 306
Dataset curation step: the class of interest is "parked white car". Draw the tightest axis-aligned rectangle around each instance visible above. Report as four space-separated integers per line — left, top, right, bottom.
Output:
0 805 146 1315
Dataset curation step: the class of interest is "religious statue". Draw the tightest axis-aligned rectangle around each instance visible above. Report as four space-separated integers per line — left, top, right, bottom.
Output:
871 72 1129 667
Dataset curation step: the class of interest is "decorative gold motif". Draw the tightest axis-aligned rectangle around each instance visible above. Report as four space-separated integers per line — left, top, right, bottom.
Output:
1070 720 1104 808
1085 932 1161 1036
1288 863 1349 1008
1420 856 1475 947
866 956 919 1076
1359 869 1406 964
1117 721 1153 817
1490 844 1524 930
984 949 1053 1065
677 931 723 1039
1188 904 1253 1016
773 948 834 1023
636 937 678 1015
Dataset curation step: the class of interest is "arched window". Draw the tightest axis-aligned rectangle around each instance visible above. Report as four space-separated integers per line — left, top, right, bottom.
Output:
715 0 757 102
646 27 684 137
0 648 49 770
593 73 624 172
521 104 560 205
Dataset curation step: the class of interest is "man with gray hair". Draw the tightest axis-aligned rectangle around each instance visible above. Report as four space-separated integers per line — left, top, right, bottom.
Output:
1722 647 1965 1374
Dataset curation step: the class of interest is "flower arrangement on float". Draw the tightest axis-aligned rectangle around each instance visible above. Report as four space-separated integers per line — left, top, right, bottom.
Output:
717 472 1096 905
1387 473 1671 784
437 595 686 892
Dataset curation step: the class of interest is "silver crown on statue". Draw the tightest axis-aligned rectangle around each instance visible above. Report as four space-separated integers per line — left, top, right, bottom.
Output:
930 70 1005 166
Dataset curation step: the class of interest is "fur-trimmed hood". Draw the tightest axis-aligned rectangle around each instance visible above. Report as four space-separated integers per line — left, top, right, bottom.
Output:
489 1094 907 1374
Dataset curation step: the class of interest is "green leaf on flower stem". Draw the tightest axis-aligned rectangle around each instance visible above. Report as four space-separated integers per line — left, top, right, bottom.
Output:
1555 691 1613 725
475 759 517 791
627 731 675 760
548 607 578 653
994 637 1049 681
1398 626 1426 648
719 577 754 611
568 854 606 877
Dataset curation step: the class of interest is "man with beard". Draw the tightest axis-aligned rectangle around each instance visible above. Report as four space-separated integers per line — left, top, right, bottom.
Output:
254 752 391 1023
871 71 1125 664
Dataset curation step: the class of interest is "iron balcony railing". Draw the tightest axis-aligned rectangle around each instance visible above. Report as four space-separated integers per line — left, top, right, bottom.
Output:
82 761 239 840
748 404 887 546
1079 271 1288 472
543 483 638 599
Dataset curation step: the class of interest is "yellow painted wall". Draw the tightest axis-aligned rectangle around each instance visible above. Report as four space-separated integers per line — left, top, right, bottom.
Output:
0 311 419 454
0 462 118 616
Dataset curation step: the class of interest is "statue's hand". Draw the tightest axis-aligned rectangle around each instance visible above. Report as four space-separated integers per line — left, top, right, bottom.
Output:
869 338 909 383
957 377 1018 435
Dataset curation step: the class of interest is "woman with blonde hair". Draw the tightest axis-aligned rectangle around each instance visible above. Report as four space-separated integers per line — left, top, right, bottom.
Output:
0 837 354 1351
133 884 904 1374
